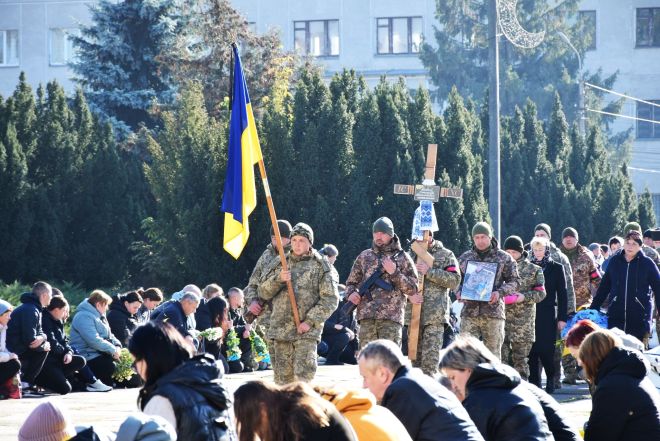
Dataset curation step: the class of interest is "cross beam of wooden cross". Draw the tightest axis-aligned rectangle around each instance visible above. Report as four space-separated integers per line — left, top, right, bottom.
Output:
394 143 462 362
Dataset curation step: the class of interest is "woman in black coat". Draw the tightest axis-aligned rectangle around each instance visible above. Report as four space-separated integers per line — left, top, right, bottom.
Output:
107 291 143 347
440 336 556 441
580 329 660 441
129 321 235 441
528 237 567 394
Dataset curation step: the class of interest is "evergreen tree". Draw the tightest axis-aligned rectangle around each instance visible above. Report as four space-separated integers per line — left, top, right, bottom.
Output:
420 0 596 120
165 0 294 117
71 0 180 133
138 82 229 289
0 121 29 281
343 90 382 268
376 79 416 236
546 94 571 175
439 88 489 249
408 86 436 176
638 189 657 229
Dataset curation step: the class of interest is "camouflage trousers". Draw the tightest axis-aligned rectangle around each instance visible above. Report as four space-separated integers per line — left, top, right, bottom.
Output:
359 319 402 349
503 322 533 380
412 323 445 377
271 338 317 385
461 316 505 360
553 336 579 386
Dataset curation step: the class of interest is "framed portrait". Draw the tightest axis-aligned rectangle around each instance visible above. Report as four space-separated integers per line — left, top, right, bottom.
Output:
461 261 499 302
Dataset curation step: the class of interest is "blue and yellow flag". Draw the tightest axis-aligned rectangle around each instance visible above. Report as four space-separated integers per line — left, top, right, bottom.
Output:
221 46 263 259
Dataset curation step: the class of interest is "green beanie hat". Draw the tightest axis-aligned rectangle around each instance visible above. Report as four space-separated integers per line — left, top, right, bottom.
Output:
534 223 552 239
503 236 525 254
624 221 642 235
291 222 314 245
373 217 395 236
562 227 578 240
270 219 292 238
472 222 493 238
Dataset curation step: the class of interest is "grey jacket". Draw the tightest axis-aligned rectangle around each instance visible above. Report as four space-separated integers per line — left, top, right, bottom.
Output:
70 299 121 360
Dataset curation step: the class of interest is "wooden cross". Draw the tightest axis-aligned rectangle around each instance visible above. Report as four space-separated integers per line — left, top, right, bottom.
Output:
394 143 462 361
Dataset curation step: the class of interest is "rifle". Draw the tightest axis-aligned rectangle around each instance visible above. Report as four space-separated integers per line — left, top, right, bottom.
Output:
339 251 403 320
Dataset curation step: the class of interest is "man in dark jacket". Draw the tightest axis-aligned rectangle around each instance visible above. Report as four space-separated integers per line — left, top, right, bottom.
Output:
6 281 52 389
320 287 358 365
227 287 254 372
152 292 200 347
358 339 484 441
591 230 660 344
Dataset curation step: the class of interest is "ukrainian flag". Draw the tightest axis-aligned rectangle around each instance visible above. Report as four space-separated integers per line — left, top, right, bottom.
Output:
221 46 263 259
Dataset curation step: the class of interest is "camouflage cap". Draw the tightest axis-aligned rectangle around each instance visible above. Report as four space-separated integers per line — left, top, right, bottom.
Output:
623 221 642 235
471 221 493 238
291 222 314 245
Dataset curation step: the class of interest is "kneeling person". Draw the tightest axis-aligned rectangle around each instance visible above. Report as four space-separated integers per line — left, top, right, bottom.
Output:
258 223 339 385
358 339 484 441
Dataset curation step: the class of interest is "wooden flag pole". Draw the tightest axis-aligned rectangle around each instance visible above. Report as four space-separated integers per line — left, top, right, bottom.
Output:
257 159 301 328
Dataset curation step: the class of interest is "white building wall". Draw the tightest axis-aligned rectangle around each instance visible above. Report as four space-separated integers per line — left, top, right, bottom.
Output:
579 0 660 223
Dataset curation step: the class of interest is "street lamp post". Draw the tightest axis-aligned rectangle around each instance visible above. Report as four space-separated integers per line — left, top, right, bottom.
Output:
558 31 585 135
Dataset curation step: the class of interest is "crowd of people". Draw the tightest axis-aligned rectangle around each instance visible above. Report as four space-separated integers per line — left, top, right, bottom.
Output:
2 216 660 440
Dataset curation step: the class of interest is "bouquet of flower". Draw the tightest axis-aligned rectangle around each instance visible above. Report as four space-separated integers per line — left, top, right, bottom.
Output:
250 330 270 363
225 328 242 361
198 327 224 341
112 348 135 383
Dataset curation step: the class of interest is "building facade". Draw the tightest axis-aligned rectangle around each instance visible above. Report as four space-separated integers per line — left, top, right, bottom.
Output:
1 0 658 224
578 0 660 224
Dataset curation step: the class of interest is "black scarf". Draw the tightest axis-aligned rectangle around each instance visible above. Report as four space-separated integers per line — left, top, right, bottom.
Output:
531 247 551 269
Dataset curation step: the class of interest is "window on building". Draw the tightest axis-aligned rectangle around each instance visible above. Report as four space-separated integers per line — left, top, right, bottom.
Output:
637 100 660 139
294 20 339 56
0 30 19 66
636 8 660 47
579 10 596 50
49 28 79 66
377 17 422 54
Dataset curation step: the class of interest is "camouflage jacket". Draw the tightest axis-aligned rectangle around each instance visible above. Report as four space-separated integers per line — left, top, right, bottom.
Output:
258 249 339 341
561 244 601 307
548 242 576 314
245 243 290 305
408 240 461 325
642 245 660 267
457 243 520 320
345 234 419 326
505 258 545 331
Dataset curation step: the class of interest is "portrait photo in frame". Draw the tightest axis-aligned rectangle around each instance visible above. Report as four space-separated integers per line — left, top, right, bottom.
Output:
461 261 499 302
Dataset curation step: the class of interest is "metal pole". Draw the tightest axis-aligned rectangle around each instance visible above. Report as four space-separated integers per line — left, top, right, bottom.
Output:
488 0 501 239
558 31 584 135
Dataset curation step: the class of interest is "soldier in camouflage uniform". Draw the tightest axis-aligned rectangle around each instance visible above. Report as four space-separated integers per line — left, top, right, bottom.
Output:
501 236 546 380
346 217 420 349
560 227 601 384
257 223 338 385
533 223 577 390
246 220 292 326
409 234 461 376
457 222 520 360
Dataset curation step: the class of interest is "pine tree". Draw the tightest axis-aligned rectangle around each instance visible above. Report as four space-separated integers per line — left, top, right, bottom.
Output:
140 82 229 289
439 88 489 249
0 121 29 281
638 188 657 229
408 86 436 177
71 0 180 133
546 94 571 175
